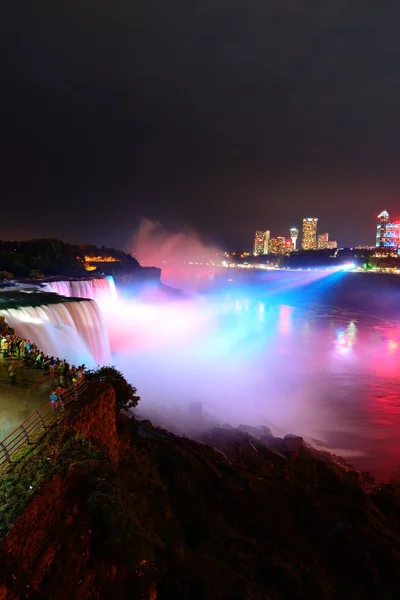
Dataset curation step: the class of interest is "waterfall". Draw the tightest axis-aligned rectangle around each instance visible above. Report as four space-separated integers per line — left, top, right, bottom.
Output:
0 300 111 368
43 276 117 305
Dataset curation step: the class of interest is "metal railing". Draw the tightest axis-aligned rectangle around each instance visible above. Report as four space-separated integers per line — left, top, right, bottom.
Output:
0 378 88 466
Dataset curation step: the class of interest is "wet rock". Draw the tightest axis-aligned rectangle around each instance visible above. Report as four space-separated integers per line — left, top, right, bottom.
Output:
137 420 162 439
284 434 304 461
140 419 154 430
238 424 274 440
284 434 303 452
255 440 288 462
261 435 287 454
238 424 263 437
258 425 273 438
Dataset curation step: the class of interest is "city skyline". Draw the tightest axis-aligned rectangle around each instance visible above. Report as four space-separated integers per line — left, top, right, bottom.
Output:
251 210 399 255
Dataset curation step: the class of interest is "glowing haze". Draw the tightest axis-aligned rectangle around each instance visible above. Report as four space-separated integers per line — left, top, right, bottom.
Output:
101 267 400 481
30 262 398 481
129 219 221 268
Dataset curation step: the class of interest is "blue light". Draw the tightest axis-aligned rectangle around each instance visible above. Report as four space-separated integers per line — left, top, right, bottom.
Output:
342 262 355 271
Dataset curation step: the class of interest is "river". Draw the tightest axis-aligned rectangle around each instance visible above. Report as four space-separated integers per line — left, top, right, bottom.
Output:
108 279 400 482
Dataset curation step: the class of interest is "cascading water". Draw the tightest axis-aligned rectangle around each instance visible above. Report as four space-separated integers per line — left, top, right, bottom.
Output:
0 300 111 368
43 276 117 305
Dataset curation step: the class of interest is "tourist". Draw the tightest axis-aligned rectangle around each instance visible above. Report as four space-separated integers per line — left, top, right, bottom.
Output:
1 331 87 395
49 392 59 411
2 337 9 359
42 356 50 375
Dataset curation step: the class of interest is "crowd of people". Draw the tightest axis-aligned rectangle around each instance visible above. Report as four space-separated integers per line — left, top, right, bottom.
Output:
0 333 85 397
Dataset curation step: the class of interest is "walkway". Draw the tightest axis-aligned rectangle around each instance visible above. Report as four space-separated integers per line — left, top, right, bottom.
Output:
0 357 56 441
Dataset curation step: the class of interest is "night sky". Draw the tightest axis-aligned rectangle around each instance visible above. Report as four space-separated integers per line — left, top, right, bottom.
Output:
3 1 400 250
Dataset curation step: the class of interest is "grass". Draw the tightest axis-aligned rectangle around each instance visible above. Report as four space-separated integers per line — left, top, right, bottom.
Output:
0 424 103 538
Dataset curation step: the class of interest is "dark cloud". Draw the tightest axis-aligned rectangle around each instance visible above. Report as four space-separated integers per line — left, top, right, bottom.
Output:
2 1 400 248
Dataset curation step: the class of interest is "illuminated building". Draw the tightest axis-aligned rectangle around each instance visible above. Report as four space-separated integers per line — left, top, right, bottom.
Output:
376 210 400 249
376 210 389 247
318 233 337 250
290 228 298 251
268 236 285 255
80 255 120 272
253 230 270 255
317 232 328 248
264 230 270 254
285 239 294 254
84 255 119 263
301 218 318 250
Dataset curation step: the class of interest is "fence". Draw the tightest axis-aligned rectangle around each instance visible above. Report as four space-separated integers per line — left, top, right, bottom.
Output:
0 378 88 466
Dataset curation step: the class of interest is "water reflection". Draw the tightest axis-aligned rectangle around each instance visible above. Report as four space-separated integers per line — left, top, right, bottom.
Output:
278 305 292 335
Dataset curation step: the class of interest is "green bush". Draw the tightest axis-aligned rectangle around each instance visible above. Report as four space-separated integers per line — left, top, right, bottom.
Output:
28 269 44 279
0 271 13 280
85 366 140 411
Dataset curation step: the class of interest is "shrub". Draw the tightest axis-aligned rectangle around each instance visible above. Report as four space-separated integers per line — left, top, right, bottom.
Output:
28 269 44 279
85 366 140 411
0 271 13 280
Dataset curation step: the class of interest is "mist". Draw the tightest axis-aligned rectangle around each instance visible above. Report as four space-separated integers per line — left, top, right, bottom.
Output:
99 262 400 480
102 289 348 444
128 219 221 268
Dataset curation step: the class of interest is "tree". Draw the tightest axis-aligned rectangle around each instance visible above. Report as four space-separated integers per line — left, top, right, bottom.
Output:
0 271 13 280
84 366 140 411
29 269 44 279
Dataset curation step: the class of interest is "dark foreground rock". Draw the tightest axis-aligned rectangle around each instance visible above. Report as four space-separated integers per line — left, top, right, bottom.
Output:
1 387 400 599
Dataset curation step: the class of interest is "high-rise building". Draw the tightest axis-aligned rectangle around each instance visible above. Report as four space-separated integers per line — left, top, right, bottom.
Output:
290 228 298 251
376 210 400 248
284 239 294 254
264 230 270 254
317 232 328 248
376 210 389 247
318 232 329 249
318 233 337 250
253 230 270 255
268 236 286 255
302 218 318 250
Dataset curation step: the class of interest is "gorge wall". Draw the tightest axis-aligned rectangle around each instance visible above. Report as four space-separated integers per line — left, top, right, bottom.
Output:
1 384 400 599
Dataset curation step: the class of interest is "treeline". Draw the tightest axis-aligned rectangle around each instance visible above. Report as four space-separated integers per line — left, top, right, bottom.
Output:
0 239 140 278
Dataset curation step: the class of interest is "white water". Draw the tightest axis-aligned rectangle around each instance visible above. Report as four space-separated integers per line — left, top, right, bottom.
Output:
0 300 111 368
44 276 117 306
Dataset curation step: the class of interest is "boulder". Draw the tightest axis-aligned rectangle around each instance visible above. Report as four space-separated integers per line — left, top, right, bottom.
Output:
284 434 304 460
238 424 262 437
259 425 273 438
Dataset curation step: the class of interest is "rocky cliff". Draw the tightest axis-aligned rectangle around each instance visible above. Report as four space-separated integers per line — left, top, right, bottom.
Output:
1 385 400 599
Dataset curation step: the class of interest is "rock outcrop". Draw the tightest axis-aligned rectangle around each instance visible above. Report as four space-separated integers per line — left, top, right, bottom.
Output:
1 387 400 599
69 382 122 465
